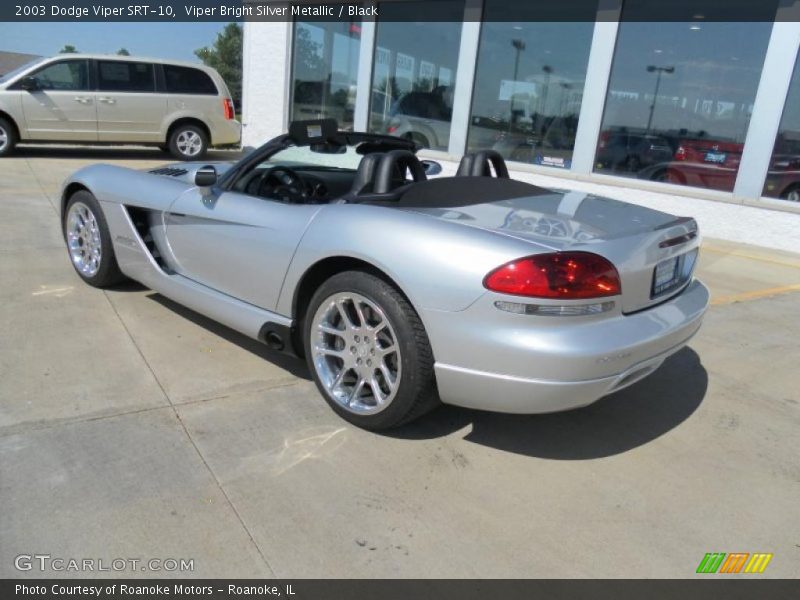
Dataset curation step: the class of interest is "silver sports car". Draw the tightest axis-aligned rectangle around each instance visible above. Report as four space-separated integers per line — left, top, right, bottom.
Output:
60 119 709 429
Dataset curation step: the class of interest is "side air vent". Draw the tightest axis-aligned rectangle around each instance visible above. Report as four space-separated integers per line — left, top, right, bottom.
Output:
149 167 189 177
124 206 168 270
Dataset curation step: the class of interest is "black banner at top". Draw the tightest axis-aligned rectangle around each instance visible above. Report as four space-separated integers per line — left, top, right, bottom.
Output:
0 0 798 23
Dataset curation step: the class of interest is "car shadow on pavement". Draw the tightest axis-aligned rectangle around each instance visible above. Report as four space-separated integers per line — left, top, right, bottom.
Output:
389 347 708 460
146 293 311 381
13 145 244 161
130 285 706 458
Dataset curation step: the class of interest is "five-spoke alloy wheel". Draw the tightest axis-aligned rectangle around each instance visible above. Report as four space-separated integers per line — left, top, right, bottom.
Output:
168 124 208 160
0 117 17 157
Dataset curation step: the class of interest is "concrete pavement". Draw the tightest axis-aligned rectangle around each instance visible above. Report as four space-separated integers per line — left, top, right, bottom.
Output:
1 146 798 578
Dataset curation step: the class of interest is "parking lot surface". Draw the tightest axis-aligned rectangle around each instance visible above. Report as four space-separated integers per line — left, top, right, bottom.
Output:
1 146 799 578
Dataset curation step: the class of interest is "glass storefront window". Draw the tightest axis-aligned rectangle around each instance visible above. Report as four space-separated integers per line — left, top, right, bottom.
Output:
764 54 800 202
290 19 362 131
595 5 774 192
467 1 597 169
369 1 464 151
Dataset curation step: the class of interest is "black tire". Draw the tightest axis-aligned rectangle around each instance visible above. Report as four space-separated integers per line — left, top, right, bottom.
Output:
405 131 430 149
780 183 800 202
625 155 641 173
0 117 18 157
303 271 439 430
168 123 208 161
63 190 126 288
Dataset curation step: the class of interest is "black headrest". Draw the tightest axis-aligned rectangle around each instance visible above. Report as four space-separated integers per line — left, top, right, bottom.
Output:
351 153 383 194
456 150 510 178
374 150 427 194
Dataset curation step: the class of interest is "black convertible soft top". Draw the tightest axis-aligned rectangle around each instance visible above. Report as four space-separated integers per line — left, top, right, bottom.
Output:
377 176 551 208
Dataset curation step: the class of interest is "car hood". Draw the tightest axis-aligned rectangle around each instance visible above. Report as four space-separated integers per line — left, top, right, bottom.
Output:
404 190 682 251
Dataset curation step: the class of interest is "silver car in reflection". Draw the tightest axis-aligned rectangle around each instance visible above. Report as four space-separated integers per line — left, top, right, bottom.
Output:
60 120 709 429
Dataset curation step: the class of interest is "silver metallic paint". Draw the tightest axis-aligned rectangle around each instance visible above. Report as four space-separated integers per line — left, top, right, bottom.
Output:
61 162 708 414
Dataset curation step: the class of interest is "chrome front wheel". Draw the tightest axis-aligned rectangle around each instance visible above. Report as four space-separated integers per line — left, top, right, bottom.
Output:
310 292 401 415
63 191 125 288
66 201 102 277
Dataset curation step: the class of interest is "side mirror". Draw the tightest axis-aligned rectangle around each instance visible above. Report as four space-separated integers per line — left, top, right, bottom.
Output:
195 165 217 187
421 159 443 176
19 76 39 91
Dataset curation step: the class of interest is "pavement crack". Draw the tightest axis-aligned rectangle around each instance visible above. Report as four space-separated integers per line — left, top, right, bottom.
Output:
24 158 60 215
101 290 279 578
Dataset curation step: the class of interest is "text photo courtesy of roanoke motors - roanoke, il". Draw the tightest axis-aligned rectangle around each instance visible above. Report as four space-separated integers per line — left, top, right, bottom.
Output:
0 1 799 599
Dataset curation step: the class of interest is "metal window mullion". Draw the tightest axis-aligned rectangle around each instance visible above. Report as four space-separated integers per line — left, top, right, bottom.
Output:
447 0 484 157
570 0 622 173
354 8 377 132
734 14 800 200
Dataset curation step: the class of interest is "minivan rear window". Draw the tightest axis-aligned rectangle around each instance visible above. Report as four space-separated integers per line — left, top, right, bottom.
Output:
98 60 155 92
164 65 217 95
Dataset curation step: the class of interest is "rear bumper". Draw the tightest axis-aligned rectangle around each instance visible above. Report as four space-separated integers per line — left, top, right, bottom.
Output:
210 119 241 146
426 279 709 414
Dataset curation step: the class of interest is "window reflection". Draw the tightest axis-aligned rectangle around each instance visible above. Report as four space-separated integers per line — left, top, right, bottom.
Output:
596 13 773 192
764 54 800 202
291 19 362 131
369 1 464 151
467 1 596 168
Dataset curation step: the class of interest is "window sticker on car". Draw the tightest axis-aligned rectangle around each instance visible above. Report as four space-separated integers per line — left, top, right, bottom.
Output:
704 151 727 164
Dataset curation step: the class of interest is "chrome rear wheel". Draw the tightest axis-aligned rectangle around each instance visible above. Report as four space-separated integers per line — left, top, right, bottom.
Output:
310 292 401 415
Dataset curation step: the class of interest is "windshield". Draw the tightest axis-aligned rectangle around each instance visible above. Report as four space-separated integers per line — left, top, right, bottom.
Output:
261 144 364 171
0 57 46 84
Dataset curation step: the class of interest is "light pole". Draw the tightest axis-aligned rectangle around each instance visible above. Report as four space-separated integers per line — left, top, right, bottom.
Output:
540 65 553 116
510 38 526 132
646 65 675 132
559 82 572 116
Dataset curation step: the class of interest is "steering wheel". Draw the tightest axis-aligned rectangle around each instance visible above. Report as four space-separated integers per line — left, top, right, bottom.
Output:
256 167 307 203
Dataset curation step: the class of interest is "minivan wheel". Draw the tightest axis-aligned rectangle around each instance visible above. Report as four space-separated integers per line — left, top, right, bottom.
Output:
168 124 208 160
304 271 439 430
0 117 18 157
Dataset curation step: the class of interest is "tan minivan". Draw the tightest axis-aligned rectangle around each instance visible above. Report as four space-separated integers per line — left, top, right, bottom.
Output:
0 54 240 160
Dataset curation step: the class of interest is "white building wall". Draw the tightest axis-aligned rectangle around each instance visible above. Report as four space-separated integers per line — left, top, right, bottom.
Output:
241 21 293 148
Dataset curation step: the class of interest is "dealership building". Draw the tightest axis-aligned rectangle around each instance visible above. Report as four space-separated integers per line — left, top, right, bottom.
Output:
241 0 800 213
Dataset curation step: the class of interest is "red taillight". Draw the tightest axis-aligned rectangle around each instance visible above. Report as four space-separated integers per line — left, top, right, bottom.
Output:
223 98 235 120
483 252 621 299
387 125 398 133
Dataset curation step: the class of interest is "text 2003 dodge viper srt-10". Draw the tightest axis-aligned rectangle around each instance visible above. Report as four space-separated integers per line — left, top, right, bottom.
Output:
60 119 709 429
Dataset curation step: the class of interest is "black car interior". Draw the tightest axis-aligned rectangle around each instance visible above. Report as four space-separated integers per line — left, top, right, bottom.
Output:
233 119 547 205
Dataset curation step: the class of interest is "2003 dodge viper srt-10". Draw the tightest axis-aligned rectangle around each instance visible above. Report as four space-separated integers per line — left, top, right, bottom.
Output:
60 119 709 429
